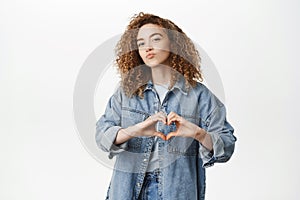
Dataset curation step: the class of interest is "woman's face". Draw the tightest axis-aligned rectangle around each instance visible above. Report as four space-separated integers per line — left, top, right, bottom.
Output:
136 23 170 68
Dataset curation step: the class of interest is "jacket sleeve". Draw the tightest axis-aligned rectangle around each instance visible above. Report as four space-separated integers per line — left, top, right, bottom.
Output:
199 94 237 168
95 87 128 159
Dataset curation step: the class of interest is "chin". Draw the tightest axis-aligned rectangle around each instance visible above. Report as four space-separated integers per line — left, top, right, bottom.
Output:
145 62 160 68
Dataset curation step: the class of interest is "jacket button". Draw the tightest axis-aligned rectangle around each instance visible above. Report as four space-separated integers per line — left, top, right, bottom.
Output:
143 159 147 162
137 183 141 187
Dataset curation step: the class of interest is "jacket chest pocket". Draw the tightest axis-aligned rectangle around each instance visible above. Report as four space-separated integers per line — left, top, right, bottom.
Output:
121 107 148 128
167 138 198 156
121 108 148 152
167 115 200 156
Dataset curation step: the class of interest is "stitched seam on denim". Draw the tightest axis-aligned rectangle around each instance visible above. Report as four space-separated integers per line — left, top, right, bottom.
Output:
121 106 150 117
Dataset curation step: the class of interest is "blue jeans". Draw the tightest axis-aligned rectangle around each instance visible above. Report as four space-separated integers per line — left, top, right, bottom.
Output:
138 169 161 200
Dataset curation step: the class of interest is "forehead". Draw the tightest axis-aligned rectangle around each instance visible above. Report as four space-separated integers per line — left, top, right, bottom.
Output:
137 24 167 39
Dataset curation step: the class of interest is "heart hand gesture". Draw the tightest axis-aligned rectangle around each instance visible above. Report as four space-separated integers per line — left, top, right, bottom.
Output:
124 111 167 140
119 111 207 143
165 111 202 140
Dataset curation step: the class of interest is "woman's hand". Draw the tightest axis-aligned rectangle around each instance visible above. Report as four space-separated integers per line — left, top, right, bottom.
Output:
165 111 206 141
115 111 213 150
123 111 167 140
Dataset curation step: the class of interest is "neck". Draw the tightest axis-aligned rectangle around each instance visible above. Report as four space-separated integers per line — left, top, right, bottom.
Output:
151 65 171 86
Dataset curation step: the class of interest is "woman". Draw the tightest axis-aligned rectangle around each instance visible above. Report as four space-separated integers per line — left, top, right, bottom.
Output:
96 12 236 200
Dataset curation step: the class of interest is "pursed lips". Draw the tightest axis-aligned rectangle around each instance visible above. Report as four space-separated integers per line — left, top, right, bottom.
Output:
146 53 155 59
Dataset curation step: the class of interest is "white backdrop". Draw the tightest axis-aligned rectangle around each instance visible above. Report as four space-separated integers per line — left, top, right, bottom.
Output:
1 0 300 199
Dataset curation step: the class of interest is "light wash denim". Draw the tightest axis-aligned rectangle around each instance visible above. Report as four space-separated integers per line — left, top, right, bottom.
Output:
138 169 161 200
96 76 237 200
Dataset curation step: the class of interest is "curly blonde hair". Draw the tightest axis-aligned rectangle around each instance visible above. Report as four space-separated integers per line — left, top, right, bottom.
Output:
115 12 203 98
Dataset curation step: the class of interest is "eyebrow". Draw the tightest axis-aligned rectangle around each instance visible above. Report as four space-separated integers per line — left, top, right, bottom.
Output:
136 33 163 42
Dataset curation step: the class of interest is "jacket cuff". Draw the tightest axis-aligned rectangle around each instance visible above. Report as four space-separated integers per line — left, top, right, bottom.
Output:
97 126 128 159
199 132 225 168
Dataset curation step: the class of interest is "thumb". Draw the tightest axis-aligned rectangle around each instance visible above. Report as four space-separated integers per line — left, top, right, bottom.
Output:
166 131 177 140
154 132 166 141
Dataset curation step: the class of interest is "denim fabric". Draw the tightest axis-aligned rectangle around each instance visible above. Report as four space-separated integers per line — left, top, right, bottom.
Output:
96 76 237 200
138 169 161 200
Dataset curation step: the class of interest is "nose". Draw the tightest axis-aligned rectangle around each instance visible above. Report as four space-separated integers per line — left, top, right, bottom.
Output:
145 40 154 52
146 46 153 52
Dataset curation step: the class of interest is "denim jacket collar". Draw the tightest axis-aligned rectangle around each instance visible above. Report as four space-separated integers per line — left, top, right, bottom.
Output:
143 75 188 95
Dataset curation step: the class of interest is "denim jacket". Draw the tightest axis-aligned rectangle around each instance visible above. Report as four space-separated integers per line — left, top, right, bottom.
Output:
96 76 237 200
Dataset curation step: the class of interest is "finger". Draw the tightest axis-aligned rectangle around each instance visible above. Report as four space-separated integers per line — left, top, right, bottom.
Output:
166 131 178 140
167 115 183 125
157 115 167 124
166 112 176 125
154 132 166 140
167 111 176 120
158 111 167 118
157 111 165 115
150 112 167 124
149 115 167 124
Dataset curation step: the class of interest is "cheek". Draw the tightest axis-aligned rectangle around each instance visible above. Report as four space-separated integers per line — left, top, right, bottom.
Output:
162 40 170 52
138 50 146 59
155 42 170 52
160 50 170 60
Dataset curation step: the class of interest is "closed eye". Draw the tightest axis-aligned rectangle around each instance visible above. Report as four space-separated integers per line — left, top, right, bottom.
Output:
152 36 162 43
